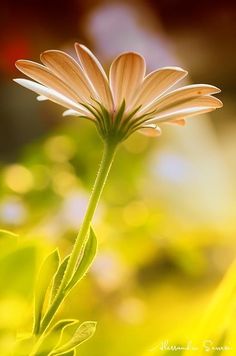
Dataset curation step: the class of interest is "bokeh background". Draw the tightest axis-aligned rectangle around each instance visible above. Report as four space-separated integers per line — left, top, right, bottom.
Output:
1 0 236 355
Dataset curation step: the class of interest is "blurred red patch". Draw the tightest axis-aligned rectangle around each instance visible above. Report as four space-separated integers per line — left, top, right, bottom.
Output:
0 37 31 76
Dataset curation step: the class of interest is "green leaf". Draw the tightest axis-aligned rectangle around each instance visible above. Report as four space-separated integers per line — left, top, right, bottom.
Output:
36 319 78 356
0 229 18 238
66 228 97 292
50 255 70 302
0 229 18 257
13 335 36 356
0 244 37 297
56 350 75 356
33 249 60 334
52 321 97 354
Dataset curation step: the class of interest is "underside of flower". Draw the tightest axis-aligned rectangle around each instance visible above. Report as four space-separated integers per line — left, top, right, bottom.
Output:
72 99 159 143
14 43 223 144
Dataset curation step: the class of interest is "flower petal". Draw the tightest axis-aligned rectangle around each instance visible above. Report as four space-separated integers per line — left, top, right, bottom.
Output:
152 95 222 118
62 109 81 117
167 119 186 126
147 106 217 124
15 60 79 102
148 84 221 114
139 124 162 137
13 78 90 115
37 95 48 101
109 52 146 109
40 50 94 103
132 67 187 113
75 43 114 111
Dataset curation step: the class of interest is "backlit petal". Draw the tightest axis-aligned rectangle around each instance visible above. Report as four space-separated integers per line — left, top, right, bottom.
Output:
63 109 81 117
109 52 146 109
75 43 114 111
148 84 221 114
139 124 162 137
152 95 222 118
37 95 48 101
132 67 187 113
62 109 94 120
15 60 79 102
167 119 186 126
13 78 90 115
40 50 94 103
147 106 217 124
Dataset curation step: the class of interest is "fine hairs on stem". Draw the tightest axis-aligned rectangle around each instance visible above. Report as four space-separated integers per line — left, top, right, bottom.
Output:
38 140 118 335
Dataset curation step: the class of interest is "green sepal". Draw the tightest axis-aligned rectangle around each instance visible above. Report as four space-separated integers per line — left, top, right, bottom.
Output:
114 99 125 124
33 249 60 334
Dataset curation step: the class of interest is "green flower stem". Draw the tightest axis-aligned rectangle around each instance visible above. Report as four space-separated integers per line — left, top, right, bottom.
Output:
39 140 118 334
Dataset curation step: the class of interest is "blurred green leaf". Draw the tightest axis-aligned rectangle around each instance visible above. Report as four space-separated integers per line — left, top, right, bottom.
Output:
52 321 97 354
0 244 37 297
0 229 18 239
56 350 75 356
0 229 18 256
36 319 78 356
13 335 36 356
66 228 97 292
34 249 60 334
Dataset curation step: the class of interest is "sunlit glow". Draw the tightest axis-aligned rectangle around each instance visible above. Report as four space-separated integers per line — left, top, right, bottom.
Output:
123 201 149 227
0 297 29 329
44 135 76 163
3 164 34 194
92 252 128 291
116 297 147 324
52 168 78 196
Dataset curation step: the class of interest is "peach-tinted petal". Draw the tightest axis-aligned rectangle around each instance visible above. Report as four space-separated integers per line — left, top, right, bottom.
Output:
132 67 187 113
147 84 221 114
152 95 222 119
75 43 114 111
63 109 80 116
138 124 162 137
37 95 48 101
167 119 186 126
147 106 217 124
15 60 79 102
40 50 94 103
62 109 93 118
13 78 90 115
14 44 223 140
109 52 146 109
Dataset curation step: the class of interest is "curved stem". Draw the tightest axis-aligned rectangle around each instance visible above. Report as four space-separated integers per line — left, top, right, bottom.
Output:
39 140 118 334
